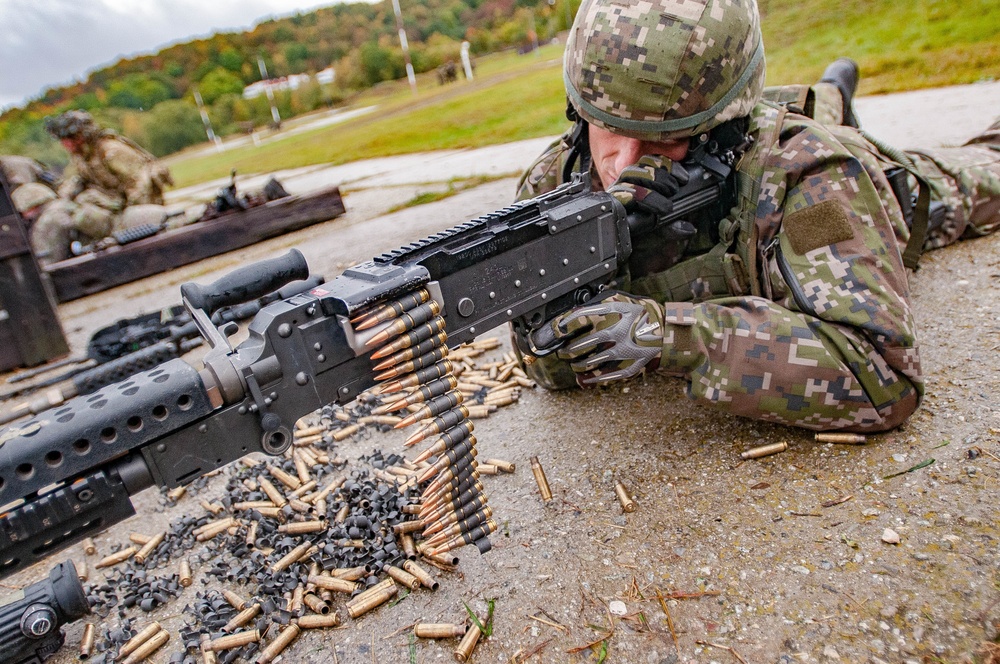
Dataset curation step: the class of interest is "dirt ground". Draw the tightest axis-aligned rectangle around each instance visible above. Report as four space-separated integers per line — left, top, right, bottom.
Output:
4 81 1000 664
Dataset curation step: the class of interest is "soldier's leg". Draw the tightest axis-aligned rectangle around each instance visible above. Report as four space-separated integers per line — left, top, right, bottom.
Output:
905 118 1000 250
30 200 78 265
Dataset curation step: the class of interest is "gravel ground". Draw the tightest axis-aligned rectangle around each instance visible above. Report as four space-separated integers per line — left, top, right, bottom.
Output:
4 81 1000 664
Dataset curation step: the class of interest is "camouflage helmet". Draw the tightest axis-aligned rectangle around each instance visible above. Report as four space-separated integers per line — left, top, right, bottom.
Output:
44 110 99 140
11 182 57 213
564 0 766 142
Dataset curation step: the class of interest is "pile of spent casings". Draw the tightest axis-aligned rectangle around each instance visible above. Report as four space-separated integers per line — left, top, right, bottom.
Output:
74 337 525 662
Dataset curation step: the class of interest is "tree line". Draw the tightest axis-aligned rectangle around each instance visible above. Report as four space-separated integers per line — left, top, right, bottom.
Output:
0 0 578 166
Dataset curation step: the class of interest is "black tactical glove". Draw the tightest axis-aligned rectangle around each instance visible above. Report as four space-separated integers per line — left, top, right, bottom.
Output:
606 155 691 232
531 291 666 386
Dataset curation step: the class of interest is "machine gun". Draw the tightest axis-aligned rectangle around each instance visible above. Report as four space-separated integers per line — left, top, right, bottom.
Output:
0 148 734 662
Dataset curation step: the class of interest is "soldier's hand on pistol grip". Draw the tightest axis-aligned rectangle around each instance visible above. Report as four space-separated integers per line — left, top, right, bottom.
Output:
606 155 690 228
534 292 666 386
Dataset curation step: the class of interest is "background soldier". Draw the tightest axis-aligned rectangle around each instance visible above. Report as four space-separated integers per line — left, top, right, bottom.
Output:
515 0 1000 433
31 111 175 264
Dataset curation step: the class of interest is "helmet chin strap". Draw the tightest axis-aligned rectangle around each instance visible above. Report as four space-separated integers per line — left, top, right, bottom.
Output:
563 100 593 184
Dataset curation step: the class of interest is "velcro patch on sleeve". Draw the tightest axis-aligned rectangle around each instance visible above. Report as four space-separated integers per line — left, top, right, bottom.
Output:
782 199 855 255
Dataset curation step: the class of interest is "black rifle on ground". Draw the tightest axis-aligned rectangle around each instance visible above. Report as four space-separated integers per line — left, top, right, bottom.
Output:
0 141 736 663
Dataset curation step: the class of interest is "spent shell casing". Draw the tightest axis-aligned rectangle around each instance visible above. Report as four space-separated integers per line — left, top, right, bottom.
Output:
95 546 137 569
166 486 186 501
369 317 447 360
76 559 89 582
268 465 301 490
453 617 482 662
404 404 470 446
257 624 300 664
414 623 467 639
331 423 362 441
128 533 151 546
82 537 97 555
477 463 499 475
401 560 439 590
224 603 261 632
311 476 347 503
614 481 636 513
347 585 397 619
278 520 326 535
307 574 357 594
289 585 305 615
335 505 350 524
377 360 454 395
118 622 162 660
303 593 331 615
385 565 422 590
394 390 464 429
203 629 260 652
120 629 169 664
79 622 96 659
270 541 312 573
484 458 515 473
400 533 417 559
246 521 259 547
814 432 867 444
365 301 442 348
346 579 394 607
179 558 193 587
331 566 369 581
293 455 312 485
372 332 448 372
134 531 165 565
530 456 552 501
740 441 788 459
258 477 288 507
233 500 275 511
222 590 248 612
392 520 424 535
297 613 341 629
200 634 217 664
289 479 318 499
200 500 225 515
353 289 430 329
375 346 449 381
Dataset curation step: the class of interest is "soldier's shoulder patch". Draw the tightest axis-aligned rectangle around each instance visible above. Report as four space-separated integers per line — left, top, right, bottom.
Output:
782 199 854 255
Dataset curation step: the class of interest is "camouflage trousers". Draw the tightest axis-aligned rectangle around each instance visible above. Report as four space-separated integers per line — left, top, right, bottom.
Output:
30 196 168 266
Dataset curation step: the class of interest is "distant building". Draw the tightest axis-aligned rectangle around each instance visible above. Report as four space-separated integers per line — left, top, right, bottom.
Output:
242 68 336 99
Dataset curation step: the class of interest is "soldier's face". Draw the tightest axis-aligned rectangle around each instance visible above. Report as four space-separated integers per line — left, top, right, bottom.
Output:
60 137 84 153
589 124 689 189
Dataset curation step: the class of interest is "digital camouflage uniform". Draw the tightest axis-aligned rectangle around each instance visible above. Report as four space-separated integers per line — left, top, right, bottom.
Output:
0 155 48 189
515 0 1000 432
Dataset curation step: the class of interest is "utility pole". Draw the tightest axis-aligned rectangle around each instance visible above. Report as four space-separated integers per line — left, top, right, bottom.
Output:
390 0 417 93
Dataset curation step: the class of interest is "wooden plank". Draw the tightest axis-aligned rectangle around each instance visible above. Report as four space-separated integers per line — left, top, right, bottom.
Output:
46 185 345 302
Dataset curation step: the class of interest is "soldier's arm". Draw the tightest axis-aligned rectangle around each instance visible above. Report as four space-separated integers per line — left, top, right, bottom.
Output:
658 125 922 432
99 139 153 204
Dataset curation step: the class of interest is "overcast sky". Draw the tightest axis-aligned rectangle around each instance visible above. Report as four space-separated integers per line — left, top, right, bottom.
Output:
1 0 356 110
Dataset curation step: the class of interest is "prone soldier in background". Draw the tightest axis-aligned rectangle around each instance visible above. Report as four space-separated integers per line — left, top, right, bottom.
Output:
516 0 1000 433
28 111 177 265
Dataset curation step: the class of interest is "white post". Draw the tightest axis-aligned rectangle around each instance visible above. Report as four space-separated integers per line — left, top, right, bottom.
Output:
391 0 417 93
193 88 224 152
258 56 282 127
460 42 474 80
